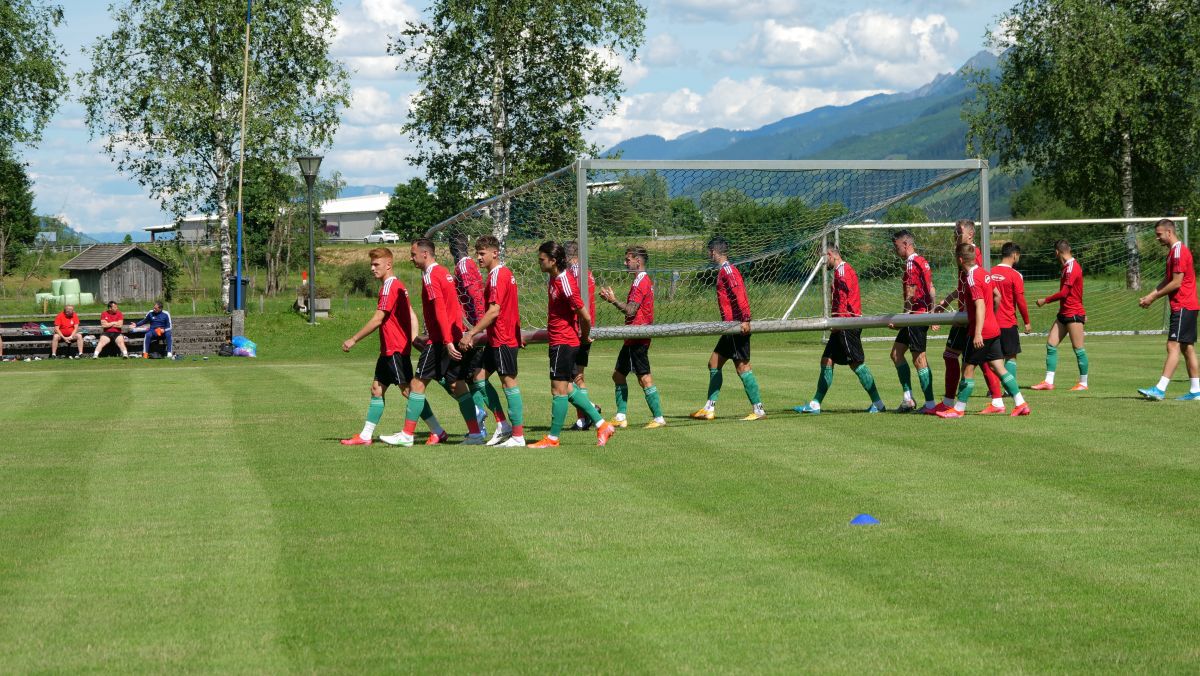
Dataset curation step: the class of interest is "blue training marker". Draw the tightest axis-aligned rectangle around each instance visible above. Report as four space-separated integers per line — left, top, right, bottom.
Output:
850 513 880 526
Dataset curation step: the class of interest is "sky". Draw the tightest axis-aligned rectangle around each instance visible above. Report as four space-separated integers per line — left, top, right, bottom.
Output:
25 0 1008 238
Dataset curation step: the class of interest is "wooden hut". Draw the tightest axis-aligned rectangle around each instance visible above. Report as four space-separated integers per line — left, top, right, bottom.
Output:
60 245 168 303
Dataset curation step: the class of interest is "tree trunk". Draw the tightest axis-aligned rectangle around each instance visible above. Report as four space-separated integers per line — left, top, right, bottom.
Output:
490 50 511 243
216 148 232 310
1119 124 1140 290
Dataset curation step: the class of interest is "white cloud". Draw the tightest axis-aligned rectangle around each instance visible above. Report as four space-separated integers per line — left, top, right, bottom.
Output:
331 0 421 81
344 86 408 125
653 0 809 22
643 34 698 68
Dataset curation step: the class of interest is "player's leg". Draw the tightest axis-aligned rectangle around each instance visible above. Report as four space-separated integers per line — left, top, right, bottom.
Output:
50 333 60 357
1034 320 1065 390
693 342 729 419
991 357 1029 415
1066 320 1088 389
838 329 883 412
942 341 962 408
939 356 976 418
910 341 935 413
733 336 765 420
638 369 665 428
93 334 110 358
797 336 837 414
612 346 631 427
532 345 575 447
570 345 593 429
448 376 485 442
343 356 393 444
981 362 1004 410
1178 340 1200 400
115 334 129 357
164 329 173 357
497 369 526 445
890 336 915 408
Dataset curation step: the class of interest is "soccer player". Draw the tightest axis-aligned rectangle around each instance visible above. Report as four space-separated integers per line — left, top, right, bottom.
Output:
564 241 601 431
529 241 615 448
340 247 446 445
382 239 487 446
887 230 937 413
1136 219 1200 400
690 236 766 421
1033 239 1089 391
794 244 885 414
937 243 1030 418
93 301 130 358
599 245 666 428
989 242 1031 386
459 235 527 444
450 231 507 435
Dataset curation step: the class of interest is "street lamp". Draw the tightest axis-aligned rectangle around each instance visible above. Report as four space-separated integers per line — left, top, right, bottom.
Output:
296 154 323 325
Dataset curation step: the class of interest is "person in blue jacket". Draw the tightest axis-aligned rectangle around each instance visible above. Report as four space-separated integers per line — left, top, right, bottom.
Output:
131 301 173 358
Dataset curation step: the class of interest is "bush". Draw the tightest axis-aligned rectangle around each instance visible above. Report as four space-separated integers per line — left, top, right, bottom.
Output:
339 264 375 297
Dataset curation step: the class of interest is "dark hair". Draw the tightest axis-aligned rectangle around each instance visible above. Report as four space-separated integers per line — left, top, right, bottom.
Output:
413 238 436 254
891 229 914 245
563 240 579 259
1054 239 1071 254
954 218 976 235
625 245 648 265
1155 218 1177 232
1000 241 1021 258
955 242 976 261
449 231 469 260
706 236 729 254
153 301 163 310
475 235 500 251
106 300 118 309
538 240 567 272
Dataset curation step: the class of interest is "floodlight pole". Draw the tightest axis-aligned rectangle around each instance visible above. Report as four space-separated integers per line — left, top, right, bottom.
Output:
297 155 323 325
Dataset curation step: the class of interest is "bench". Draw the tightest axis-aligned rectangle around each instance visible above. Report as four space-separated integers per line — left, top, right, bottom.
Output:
0 312 241 358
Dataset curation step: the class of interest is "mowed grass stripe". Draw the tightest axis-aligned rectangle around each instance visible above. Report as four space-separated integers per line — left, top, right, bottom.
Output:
0 367 289 672
221 365 669 672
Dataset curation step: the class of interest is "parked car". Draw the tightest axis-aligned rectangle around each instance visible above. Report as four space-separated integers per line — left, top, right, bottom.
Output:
365 230 400 244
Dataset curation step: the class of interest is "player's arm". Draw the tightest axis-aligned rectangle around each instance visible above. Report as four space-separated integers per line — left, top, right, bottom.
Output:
732 274 752 334
1140 271 1184 308
935 288 958 312
1015 279 1031 332
342 309 387 352
1039 274 1071 306
575 305 593 343
463 302 501 349
973 297 986 348
602 286 640 319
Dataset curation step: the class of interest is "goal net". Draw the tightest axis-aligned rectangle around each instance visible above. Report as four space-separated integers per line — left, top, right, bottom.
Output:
426 160 985 339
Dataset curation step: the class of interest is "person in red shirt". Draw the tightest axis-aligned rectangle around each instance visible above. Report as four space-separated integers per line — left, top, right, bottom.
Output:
989 242 1031 384
887 230 937 412
459 235 526 446
92 301 130 358
938 243 1030 418
1137 219 1200 400
794 244 885 414
1033 239 1089 391
51 304 84 358
564 241 602 431
599 245 665 429
339 247 446 445
529 241 615 448
450 231 506 438
690 236 766 421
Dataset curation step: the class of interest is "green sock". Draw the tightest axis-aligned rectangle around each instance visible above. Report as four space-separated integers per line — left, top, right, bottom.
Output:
1000 372 1020 397
1046 345 1058 373
568 386 603 424
404 391 426 424
420 400 435 421
854 364 881 402
1074 348 1088 375
896 361 912 393
549 394 570 437
574 387 590 416
485 380 504 413
503 387 523 429
707 368 722 402
644 385 663 418
1005 359 1017 381
366 395 385 424
455 393 479 432
813 366 834 403
470 380 489 418
917 367 934 403
738 370 762 406
615 384 629 415
956 378 975 404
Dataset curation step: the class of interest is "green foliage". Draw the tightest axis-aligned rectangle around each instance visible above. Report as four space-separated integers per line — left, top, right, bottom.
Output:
379 179 442 240
338 264 376 298
0 0 68 150
0 153 38 277
392 0 645 198
122 234 133 244
669 197 704 233
147 242 181 302
588 172 671 236
1009 180 1084 221
883 203 929 224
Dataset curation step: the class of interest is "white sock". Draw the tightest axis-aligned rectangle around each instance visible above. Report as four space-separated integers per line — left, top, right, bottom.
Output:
953 400 967 412
1157 376 1171 391
1079 374 1088 386
653 416 666 424
704 400 716 411
903 390 913 402
753 403 765 415
1013 392 1026 406
1045 371 1056 385
942 397 955 407
359 422 376 440
511 435 525 443
614 412 627 422
991 397 1004 408
1191 377 1200 393
547 434 558 441
809 400 821 411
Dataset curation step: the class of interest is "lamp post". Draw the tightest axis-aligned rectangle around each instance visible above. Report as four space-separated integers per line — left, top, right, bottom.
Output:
296 155 323 325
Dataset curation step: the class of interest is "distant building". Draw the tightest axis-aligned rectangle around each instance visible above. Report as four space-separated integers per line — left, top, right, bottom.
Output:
61 244 168 302
142 193 393 243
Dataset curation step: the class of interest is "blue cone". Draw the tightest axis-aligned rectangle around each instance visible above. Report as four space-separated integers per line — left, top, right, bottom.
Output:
850 513 880 526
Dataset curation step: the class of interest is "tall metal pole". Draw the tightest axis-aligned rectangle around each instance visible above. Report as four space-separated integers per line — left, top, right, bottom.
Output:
235 0 252 311
307 180 316 325
980 160 991 268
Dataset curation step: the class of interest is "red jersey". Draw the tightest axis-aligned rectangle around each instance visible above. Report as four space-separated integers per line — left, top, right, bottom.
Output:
830 262 862 318
956 246 985 310
54 311 79 337
624 271 655 347
420 263 465 345
547 269 583 347
989 263 1029 329
485 264 520 347
570 263 596 328
1166 242 1199 311
100 310 123 334
1045 258 1085 316
903 253 934 313
377 276 414 356
454 257 487 326
716 261 751 321
964 265 1000 340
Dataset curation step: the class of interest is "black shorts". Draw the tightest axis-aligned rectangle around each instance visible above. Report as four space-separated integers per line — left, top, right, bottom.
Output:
1057 313 1086 325
416 342 466 382
965 336 1004 366
549 344 579 381
1169 308 1198 345
947 325 969 352
484 345 519 376
894 325 928 354
461 345 486 379
822 329 865 366
574 341 591 369
375 353 413 388
999 326 1022 356
714 334 751 362
615 344 652 376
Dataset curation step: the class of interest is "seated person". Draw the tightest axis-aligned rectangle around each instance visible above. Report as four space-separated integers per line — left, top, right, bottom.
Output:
93 300 130 358
130 301 173 357
51 304 85 358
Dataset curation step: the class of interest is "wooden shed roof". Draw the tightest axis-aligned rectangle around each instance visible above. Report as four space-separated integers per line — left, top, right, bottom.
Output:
60 244 167 271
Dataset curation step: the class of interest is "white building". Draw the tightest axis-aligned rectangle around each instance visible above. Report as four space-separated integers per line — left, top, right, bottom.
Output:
143 193 393 243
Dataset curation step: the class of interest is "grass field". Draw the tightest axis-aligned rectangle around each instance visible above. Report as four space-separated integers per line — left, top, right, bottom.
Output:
2 331 1199 672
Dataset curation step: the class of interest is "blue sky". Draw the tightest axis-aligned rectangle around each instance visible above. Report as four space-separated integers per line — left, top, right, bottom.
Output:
26 0 1007 237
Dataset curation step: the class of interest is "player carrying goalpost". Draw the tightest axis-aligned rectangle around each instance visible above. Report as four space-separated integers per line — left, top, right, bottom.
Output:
793 244 886 414
599 245 667 429
989 242 1031 384
450 232 507 436
1137 219 1200 401
887 230 937 413
1033 240 1089 391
